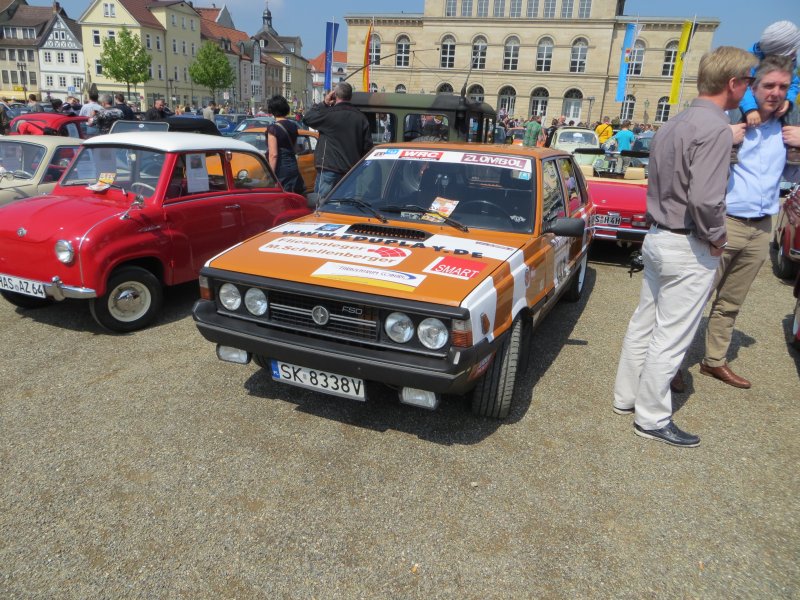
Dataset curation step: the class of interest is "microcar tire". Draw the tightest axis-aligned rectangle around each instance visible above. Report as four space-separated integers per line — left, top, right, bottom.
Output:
90 266 163 333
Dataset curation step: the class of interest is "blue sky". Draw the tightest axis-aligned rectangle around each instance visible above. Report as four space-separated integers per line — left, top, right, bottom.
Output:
56 0 795 60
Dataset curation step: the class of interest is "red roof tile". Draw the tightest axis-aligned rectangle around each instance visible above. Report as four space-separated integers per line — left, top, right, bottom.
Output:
308 50 347 72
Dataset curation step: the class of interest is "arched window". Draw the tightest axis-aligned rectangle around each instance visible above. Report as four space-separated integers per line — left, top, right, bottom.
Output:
461 0 473 16
578 0 591 18
662 41 678 77
472 36 487 70
570 38 588 73
395 84 407 93
396 36 410 68
437 83 454 94
530 87 549 117
627 39 645 76
621 94 635 121
468 84 484 103
536 37 553 72
445 0 457 16
368 35 381 65
440 36 456 69
498 85 517 116
369 82 378 93
493 0 505 17
655 96 670 122
563 88 583 121
503 36 520 71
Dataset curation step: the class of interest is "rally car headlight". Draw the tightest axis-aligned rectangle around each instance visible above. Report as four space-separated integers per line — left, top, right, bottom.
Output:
418 318 449 349
218 283 241 310
244 287 268 316
385 312 414 343
55 240 74 264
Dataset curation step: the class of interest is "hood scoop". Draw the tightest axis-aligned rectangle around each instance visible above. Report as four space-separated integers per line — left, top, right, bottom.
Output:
345 222 430 240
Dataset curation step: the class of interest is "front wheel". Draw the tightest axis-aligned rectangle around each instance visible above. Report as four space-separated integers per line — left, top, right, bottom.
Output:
0 290 54 309
774 232 798 280
471 317 523 419
562 253 588 302
90 266 163 332
792 297 800 351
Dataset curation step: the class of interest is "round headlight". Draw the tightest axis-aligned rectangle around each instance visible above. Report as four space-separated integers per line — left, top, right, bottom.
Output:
54 240 74 264
218 283 241 310
244 287 268 316
385 312 414 343
418 318 449 349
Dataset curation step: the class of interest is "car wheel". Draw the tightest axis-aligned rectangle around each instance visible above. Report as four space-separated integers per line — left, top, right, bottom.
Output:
90 266 162 332
793 297 800 351
0 290 53 309
253 354 271 369
774 232 798 280
562 253 588 302
471 317 523 419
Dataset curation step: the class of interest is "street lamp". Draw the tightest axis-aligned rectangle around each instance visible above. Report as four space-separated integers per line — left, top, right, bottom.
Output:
16 62 27 99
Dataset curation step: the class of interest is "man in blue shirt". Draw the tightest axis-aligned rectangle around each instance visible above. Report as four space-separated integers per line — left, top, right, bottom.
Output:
610 120 636 172
701 55 800 388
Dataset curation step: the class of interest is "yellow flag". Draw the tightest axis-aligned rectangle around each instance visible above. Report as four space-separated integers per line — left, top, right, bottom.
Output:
669 21 695 105
362 23 373 92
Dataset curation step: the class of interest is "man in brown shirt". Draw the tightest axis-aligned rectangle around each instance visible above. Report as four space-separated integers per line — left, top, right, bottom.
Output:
612 46 757 448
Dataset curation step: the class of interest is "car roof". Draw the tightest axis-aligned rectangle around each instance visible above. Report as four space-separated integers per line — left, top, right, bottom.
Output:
9 113 87 125
82 131 264 152
0 134 81 149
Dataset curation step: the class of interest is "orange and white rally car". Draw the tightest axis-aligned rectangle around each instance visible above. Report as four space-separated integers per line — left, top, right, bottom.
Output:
193 143 594 418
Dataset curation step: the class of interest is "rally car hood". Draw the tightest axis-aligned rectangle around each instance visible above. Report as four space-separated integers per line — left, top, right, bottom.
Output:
207 215 529 306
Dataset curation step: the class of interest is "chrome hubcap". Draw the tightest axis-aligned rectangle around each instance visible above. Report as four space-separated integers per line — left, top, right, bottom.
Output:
108 282 151 322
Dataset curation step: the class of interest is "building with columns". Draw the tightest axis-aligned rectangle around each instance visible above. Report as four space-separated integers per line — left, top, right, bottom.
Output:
345 0 718 124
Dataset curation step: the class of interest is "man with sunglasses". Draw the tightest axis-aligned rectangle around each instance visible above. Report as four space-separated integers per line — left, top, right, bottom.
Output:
699 55 800 389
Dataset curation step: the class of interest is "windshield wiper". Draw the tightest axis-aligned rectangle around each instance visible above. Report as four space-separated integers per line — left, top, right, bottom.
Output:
323 197 387 223
383 204 469 232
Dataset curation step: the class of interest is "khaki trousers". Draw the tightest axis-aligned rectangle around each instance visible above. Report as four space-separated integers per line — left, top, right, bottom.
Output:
703 215 772 367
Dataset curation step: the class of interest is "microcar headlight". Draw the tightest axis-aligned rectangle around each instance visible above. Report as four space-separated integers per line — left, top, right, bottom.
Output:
418 318 449 349
244 287 268 316
385 312 414 343
218 283 242 310
54 240 74 264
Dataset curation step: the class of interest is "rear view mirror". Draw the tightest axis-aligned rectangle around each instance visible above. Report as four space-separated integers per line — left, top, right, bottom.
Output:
542 217 585 237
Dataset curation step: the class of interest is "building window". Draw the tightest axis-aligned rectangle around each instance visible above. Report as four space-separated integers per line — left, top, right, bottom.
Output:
563 88 583 120
369 82 378 93
191 43 195 56
95 59 103 75
621 94 635 120
44 51 52 63
58 75 67 87
148 65 153 78
440 36 455 69
438 83 454 94
182 16 186 29
471 36 487 69
184 66 188 81
543 0 555 18
9 49 15 61
445 0 456 16
570 38 588 72
395 84 407 93
174 66 178 80
0 50 4 60
55 52 65 63
467 84 484 103
172 39 177 53
23 27 36 39
477 0 489 18
70 52 78 64
156 36 161 51
103 3 115 17
10 71 17 84
510 0 522 17
158 64 163 79
1 70 8 84
503 36 519 70
3 27 16 38
493 0 505 17
28 71 36 85
108 30 115 42
536 37 553 71
73 76 83 88
578 0 591 18
45 75 54 87
396 36 410 68
526 0 539 17
662 41 678 77
461 0 473 16
146 33 151 49
628 40 645 76
171 14 176 26
498 85 516 116
530 87 548 117
369 35 381 65
182 40 186 54
561 0 573 18
655 96 670 122
191 19 195 31
93 29 100 45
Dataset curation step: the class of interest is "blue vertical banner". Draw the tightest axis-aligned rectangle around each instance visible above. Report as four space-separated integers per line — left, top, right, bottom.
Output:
324 22 339 91
615 23 637 102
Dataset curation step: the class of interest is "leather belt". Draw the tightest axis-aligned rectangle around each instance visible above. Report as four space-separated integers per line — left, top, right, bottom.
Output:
653 223 691 234
728 214 768 223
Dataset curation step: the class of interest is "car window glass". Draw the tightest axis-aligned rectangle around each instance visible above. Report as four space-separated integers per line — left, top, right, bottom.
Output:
43 145 78 183
541 160 566 223
60 145 163 197
228 151 277 190
556 158 584 212
0 142 45 179
404 113 449 141
64 123 80 138
295 135 311 155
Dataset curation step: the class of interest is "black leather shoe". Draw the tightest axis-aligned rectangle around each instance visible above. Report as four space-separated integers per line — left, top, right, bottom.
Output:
634 421 700 447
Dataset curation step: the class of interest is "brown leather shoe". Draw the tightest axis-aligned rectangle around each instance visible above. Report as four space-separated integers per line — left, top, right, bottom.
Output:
699 362 751 389
670 370 686 394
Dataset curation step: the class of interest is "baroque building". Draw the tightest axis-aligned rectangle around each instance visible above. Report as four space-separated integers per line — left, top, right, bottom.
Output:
345 0 718 124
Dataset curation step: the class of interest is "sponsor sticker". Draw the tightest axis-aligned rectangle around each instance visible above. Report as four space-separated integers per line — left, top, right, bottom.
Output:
312 262 426 292
460 153 531 172
400 150 444 160
423 256 487 280
422 197 459 222
259 237 411 266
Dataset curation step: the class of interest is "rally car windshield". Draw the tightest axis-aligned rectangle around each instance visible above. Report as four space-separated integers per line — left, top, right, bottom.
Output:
322 150 537 234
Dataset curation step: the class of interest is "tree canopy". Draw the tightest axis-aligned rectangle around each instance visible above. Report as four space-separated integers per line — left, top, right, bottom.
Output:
100 27 151 96
189 42 235 102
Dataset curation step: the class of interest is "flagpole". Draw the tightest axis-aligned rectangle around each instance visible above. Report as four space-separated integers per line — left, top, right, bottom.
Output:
622 16 639 119
677 15 697 111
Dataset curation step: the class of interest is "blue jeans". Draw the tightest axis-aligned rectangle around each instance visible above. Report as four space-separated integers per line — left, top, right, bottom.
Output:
314 169 343 199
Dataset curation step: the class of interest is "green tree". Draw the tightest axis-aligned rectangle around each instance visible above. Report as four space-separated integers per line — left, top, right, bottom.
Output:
189 42 235 102
100 27 151 97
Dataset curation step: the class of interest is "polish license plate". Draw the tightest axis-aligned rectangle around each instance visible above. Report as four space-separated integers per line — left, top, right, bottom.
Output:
594 214 621 226
270 360 365 401
0 274 46 298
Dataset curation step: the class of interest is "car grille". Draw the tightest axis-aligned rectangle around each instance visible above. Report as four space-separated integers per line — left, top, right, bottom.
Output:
268 290 379 342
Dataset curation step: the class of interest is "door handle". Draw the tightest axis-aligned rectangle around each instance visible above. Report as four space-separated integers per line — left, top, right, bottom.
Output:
225 204 241 209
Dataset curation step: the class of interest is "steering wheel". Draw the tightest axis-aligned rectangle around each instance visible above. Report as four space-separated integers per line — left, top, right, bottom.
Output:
458 200 513 221
11 169 34 179
130 182 156 195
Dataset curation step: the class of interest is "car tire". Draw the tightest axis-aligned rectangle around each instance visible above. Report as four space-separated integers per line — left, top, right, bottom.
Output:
90 266 162 333
793 297 800 351
253 354 270 369
471 317 522 419
0 290 53 309
774 232 798 280
562 253 588 302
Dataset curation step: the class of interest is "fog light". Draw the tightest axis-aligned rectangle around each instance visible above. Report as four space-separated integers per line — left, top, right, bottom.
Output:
216 344 251 364
399 388 440 410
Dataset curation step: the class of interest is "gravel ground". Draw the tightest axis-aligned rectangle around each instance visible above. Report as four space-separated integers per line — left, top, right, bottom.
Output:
1 245 798 599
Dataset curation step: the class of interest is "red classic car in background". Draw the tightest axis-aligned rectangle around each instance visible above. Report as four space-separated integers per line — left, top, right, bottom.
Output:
773 184 799 280
8 112 90 138
0 132 310 332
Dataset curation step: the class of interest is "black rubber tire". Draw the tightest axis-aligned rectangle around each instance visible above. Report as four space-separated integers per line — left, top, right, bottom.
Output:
774 232 798 280
253 354 271 369
562 253 588 302
90 266 163 332
792 297 800 351
471 317 523 419
0 290 54 309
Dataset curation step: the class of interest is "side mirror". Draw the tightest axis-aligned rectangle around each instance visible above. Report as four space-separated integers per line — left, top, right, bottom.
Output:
542 216 585 237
